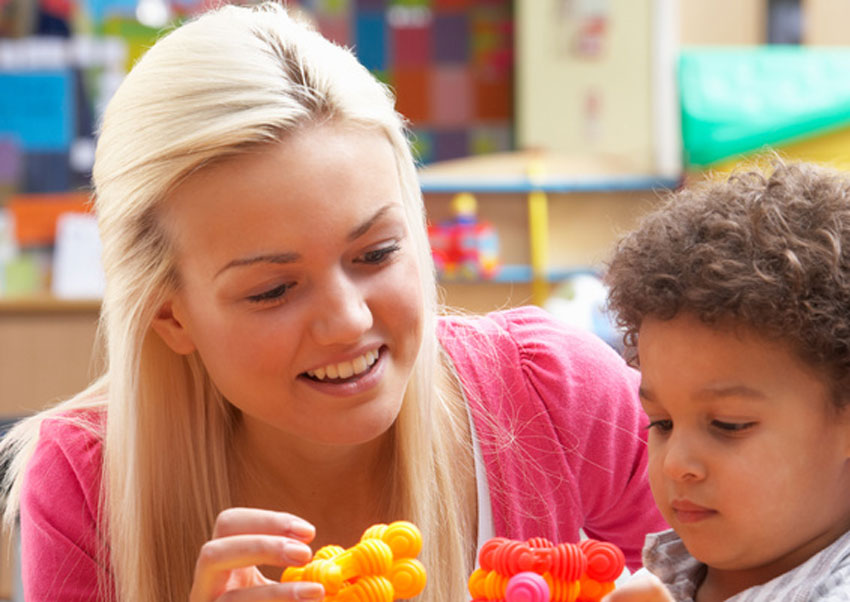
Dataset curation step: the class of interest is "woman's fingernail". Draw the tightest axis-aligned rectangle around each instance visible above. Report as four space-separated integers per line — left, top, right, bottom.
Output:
285 541 312 564
294 582 324 600
290 518 315 539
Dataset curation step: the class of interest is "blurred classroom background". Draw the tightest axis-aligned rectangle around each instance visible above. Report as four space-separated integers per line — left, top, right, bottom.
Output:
2 0 850 595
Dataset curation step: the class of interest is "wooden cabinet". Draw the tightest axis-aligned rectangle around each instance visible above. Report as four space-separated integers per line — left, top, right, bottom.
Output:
0 298 101 419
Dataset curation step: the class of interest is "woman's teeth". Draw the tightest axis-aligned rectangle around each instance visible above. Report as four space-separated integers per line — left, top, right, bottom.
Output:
306 349 379 381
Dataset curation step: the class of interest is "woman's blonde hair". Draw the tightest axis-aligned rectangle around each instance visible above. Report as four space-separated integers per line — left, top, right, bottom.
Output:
1 4 474 600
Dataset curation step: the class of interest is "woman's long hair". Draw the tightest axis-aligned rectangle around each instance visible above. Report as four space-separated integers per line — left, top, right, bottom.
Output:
1 4 475 600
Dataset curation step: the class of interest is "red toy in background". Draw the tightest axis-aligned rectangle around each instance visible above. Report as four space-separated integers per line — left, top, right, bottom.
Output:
468 536 625 602
428 192 499 281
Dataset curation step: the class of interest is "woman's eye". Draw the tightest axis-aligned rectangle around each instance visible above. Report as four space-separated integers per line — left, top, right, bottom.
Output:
358 244 401 265
712 420 756 433
246 282 292 304
646 419 673 433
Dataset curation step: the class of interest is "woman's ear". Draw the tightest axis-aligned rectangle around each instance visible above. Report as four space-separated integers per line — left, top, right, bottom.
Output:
151 299 197 355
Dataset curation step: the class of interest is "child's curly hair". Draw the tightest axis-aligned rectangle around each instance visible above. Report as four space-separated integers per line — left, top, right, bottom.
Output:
605 160 850 403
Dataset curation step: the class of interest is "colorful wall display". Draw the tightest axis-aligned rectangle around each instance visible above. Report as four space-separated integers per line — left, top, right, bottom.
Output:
0 0 514 199
295 0 514 164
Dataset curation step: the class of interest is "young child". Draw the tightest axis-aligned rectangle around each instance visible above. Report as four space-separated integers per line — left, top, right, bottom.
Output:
602 160 850 601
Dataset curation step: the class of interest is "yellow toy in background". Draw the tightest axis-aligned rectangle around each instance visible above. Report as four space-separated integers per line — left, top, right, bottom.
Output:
281 520 427 601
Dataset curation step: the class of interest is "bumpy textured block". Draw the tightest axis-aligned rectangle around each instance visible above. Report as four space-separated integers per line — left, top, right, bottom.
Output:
281 521 426 601
468 536 624 602
579 540 625 583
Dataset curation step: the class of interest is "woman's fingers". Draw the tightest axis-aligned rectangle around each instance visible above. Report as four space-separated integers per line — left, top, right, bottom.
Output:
197 534 313 574
190 508 320 602
212 508 316 542
193 535 312 600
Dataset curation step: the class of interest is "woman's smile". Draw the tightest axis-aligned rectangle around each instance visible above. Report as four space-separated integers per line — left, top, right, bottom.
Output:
298 348 387 397
304 347 382 381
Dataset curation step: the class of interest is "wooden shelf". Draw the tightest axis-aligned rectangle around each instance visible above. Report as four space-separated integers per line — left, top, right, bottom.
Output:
418 149 681 193
0 296 101 313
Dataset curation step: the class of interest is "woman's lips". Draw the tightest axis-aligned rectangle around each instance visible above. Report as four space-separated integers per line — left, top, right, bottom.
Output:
298 347 386 396
671 500 717 523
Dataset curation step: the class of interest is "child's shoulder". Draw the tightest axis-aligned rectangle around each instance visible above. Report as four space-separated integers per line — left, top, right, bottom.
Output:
644 529 850 601
758 529 850 601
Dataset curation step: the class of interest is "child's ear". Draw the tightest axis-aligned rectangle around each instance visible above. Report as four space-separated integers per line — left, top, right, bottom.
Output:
151 299 197 355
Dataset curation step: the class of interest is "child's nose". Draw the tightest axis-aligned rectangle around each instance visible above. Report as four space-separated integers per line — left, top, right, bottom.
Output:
310 271 373 346
662 432 706 482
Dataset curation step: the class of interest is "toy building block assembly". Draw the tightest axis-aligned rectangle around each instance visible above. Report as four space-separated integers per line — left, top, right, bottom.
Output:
468 536 625 602
281 520 426 602
427 192 500 281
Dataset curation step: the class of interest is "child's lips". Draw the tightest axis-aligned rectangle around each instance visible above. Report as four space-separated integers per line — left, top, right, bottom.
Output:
671 500 717 523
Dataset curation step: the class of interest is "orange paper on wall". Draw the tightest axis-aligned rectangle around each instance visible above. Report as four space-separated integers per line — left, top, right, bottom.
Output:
7 192 93 246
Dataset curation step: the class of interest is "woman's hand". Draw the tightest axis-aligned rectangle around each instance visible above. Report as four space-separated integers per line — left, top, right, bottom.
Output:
189 508 324 601
602 573 675 602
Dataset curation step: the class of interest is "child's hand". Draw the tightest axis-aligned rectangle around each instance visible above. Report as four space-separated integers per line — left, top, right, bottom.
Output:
189 508 324 601
602 573 675 602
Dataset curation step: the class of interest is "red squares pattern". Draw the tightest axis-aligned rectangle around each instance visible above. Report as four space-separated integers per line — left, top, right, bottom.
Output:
393 23 431 67
299 0 512 163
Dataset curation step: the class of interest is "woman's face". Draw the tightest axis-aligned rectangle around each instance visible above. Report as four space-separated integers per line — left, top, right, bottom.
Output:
153 124 424 450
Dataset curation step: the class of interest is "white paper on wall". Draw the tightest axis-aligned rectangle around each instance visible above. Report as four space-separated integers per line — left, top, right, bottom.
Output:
51 211 105 299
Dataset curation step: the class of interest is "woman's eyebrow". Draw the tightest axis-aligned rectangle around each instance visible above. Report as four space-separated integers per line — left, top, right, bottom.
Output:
347 203 396 242
214 203 399 279
215 251 301 279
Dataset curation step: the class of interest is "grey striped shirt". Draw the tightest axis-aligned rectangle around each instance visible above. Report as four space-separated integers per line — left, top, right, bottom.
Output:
640 529 850 601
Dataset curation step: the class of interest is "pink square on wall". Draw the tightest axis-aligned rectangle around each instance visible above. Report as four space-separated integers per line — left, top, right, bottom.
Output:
431 66 473 126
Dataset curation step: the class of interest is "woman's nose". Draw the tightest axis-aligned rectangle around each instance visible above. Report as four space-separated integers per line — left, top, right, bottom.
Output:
662 432 706 482
309 270 373 346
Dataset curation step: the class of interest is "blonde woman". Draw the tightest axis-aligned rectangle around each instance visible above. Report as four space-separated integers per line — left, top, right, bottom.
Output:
1 4 665 601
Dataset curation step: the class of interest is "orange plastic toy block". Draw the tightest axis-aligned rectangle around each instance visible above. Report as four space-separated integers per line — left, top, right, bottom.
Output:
468 536 625 602
281 520 427 601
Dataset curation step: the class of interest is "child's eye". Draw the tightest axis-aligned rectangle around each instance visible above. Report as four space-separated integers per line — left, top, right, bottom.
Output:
246 282 293 304
711 420 756 433
357 243 401 265
646 419 673 433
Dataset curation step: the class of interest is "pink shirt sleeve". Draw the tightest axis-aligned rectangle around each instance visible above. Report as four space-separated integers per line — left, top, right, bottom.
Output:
19 415 110 601
439 306 668 570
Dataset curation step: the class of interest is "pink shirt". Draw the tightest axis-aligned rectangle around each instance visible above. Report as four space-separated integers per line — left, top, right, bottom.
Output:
20 413 106 601
439 306 666 567
20 306 665 599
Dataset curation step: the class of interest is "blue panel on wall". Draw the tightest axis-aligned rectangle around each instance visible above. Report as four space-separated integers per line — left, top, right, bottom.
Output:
0 70 75 152
355 11 387 71
83 0 138 24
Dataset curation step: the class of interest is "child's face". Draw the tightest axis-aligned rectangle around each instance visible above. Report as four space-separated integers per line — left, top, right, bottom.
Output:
638 313 850 583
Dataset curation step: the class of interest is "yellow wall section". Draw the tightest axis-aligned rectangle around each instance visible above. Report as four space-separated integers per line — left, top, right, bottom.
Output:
515 0 655 173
